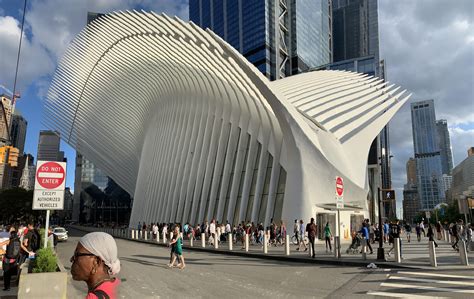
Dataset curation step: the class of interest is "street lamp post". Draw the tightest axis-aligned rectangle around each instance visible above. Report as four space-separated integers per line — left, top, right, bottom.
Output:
377 187 385 260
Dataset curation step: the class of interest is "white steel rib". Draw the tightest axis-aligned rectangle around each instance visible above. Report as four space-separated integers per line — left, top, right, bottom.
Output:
44 11 410 227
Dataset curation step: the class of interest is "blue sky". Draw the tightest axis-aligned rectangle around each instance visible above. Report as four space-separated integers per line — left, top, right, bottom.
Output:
0 1 473 219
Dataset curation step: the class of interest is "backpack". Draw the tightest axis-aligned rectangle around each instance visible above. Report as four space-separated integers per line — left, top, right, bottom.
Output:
91 289 110 299
6 236 21 260
30 230 40 252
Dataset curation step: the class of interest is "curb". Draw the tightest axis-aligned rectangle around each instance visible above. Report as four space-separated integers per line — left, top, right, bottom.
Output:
70 226 415 269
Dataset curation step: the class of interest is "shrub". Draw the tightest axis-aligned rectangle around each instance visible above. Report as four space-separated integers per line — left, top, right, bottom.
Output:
32 247 58 273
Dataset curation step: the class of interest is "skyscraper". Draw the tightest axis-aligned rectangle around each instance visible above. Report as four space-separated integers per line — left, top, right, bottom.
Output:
411 100 444 210
436 119 454 175
406 157 417 185
332 0 379 70
189 0 332 80
37 130 62 161
10 111 27 154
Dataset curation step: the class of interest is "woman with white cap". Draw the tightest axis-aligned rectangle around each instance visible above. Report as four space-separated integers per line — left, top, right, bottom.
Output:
70 232 120 299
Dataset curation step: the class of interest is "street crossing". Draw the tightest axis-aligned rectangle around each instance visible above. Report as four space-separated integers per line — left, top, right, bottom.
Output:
367 270 474 298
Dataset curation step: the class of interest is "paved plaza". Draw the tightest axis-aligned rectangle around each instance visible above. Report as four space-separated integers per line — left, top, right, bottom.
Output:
54 227 474 298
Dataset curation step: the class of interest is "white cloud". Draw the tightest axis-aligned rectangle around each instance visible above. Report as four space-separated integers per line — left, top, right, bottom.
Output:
0 15 54 93
379 0 474 214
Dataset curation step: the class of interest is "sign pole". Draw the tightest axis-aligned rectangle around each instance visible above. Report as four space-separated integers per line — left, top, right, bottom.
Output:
44 210 50 248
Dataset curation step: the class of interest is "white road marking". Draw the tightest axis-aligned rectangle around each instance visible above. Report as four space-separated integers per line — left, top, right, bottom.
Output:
367 291 447 298
399 271 474 280
380 282 474 293
389 275 474 286
38 172 64 178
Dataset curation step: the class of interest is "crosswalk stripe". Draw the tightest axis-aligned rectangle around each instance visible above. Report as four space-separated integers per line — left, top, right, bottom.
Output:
399 271 474 280
389 276 474 286
367 291 447 298
380 282 474 293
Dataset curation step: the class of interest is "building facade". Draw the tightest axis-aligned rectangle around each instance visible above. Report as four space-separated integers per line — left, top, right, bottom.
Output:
44 12 409 229
189 0 332 80
37 130 62 162
451 149 474 207
10 112 27 155
19 154 35 190
436 119 453 175
411 100 444 210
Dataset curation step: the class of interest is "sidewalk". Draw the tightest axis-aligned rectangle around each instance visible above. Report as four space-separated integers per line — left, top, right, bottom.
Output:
0 270 18 299
71 226 474 270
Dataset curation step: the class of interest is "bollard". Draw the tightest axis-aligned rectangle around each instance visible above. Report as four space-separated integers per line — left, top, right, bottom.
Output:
394 238 401 263
285 235 290 255
361 238 367 260
459 240 469 266
448 233 451 243
190 236 193 247
156 231 160 243
201 233 206 247
228 233 233 251
263 234 268 254
334 236 341 258
144 231 148 241
214 234 219 249
245 233 249 252
132 229 135 239
309 241 313 257
163 231 167 244
443 230 447 242
429 240 437 267
140 230 143 239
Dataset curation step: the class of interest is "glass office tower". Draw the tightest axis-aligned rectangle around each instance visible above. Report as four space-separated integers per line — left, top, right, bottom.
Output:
411 100 445 210
436 119 454 175
189 0 332 80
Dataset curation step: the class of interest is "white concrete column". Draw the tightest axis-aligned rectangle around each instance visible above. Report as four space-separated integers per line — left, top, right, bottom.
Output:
285 235 290 256
263 234 268 254
394 238 401 263
429 240 437 267
245 233 249 252
361 238 367 260
459 240 469 266
334 236 341 258
228 233 233 251
201 233 206 247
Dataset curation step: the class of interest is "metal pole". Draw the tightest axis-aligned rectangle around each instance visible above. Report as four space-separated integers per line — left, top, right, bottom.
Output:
377 187 385 260
44 210 50 248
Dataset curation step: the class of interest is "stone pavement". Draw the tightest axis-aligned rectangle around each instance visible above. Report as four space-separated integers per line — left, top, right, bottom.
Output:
72 225 474 270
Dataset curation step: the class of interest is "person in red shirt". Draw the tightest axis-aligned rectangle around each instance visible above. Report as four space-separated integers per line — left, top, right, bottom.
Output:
70 232 120 299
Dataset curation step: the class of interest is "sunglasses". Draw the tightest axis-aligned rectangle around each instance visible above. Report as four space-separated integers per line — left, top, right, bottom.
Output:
70 252 96 263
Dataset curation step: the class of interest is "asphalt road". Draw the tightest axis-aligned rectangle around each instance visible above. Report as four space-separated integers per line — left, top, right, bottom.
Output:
56 228 474 299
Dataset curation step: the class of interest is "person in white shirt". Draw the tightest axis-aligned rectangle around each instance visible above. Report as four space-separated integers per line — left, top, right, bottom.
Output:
209 219 216 245
152 224 158 239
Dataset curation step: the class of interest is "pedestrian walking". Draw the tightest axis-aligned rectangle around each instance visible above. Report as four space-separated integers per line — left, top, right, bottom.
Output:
296 220 307 251
324 222 332 252
427 224 438 247
415 223 421 242
70 232 120 299
404 222 412 243
0 227 21 292
383 221 389 243
466 224 472 252
293 219 299 244
420 221 426 237
168 226 186 270
436 221 442 240
306 218 317 258
359 222 373 254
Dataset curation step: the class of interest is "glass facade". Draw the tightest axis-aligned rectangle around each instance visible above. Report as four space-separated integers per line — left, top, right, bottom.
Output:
411 100 445 210
436 119 454 175
293 0 332 72
189 0 331 79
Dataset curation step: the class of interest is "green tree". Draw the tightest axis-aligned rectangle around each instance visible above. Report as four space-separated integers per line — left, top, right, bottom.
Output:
0 188 40 223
